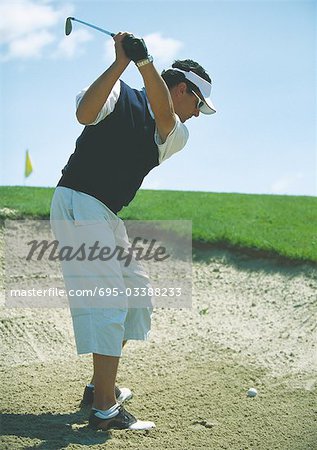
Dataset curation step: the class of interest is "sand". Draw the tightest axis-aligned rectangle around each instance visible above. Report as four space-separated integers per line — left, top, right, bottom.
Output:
0 222 316 449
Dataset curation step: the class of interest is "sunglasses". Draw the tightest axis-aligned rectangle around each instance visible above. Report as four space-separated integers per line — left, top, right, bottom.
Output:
191 90 205 111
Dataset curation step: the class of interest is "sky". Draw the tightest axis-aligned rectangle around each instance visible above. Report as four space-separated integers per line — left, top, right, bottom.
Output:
0 0 316 197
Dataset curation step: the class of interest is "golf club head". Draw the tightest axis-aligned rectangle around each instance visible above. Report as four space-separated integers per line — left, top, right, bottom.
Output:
65 17 73 36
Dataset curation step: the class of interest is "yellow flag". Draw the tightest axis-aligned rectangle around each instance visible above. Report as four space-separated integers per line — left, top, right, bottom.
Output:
25 150 33 178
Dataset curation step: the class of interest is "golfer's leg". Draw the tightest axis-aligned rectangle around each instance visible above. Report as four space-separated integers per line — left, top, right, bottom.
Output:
115 220 153 340
90 340 127 386
92 353 120 410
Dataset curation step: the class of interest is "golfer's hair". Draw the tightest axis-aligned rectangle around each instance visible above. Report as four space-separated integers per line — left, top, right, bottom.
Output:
161 59 211 91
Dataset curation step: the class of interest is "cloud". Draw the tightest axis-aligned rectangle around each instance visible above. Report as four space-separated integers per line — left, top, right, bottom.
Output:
0 1 90 61
53 30 92 59
270 172 304 194
0 1 61 44
1 4 183 63
105 32 183 66
143 33 183 66
6 30 55 59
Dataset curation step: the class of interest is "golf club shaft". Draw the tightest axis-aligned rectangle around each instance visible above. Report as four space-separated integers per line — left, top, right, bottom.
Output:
71 17 115 37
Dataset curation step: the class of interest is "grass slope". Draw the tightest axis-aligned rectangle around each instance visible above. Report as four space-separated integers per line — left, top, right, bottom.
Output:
0 186 316 262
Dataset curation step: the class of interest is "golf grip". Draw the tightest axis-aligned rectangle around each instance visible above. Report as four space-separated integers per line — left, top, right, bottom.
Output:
122 35 148 62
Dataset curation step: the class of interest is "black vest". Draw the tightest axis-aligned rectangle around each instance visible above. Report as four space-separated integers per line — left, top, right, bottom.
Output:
58 81 159 213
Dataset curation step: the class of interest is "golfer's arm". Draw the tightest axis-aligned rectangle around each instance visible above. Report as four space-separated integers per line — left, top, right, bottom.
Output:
138 63 176 142
76 61 128 125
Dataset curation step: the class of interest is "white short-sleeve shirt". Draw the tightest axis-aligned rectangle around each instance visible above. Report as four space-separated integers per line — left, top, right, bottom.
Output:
76 81 189 164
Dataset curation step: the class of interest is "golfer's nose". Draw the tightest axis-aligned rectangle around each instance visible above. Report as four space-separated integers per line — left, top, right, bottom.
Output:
193 109 200 117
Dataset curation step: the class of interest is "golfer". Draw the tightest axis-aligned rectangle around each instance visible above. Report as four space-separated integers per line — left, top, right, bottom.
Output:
50 32 215 431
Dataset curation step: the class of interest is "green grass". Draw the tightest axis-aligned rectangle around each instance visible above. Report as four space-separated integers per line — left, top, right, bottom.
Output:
1 186 316 263
0 186 53 218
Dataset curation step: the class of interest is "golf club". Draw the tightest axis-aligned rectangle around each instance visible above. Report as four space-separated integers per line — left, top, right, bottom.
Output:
65 17 148 65
65 17 115 37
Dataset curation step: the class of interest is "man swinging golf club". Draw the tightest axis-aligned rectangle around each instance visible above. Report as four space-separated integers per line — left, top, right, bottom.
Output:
50 30 216 431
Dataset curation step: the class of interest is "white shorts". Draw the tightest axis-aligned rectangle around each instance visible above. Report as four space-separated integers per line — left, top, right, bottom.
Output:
50 187 153 357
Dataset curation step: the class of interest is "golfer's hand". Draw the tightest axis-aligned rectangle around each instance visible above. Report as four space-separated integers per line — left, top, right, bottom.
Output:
113 32 131 67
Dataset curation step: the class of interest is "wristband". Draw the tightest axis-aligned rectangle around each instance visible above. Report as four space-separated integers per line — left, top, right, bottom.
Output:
136 55 154 68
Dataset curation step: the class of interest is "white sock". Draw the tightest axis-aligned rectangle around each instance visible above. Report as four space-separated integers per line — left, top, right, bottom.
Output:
87 383 94 388
93 402 120 419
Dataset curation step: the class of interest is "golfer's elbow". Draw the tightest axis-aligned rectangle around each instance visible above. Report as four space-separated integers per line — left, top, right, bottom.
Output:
76 107 96 125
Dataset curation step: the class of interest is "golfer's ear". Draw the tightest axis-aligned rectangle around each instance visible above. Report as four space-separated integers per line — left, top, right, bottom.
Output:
177 82 188 97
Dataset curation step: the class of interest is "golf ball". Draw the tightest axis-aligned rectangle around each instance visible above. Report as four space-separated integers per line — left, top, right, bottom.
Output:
247 388 258 397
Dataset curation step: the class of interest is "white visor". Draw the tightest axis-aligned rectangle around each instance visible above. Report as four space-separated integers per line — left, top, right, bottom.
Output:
167 67 216 115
